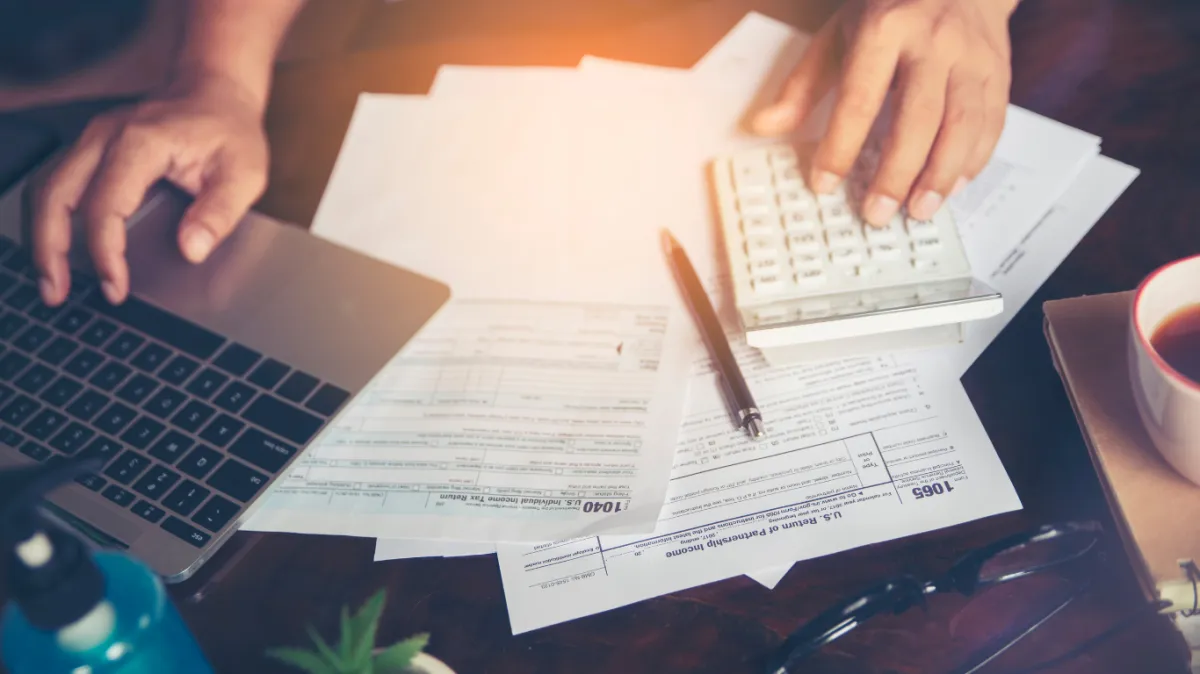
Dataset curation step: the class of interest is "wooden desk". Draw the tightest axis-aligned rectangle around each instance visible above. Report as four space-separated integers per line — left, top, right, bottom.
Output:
24 0 1200 672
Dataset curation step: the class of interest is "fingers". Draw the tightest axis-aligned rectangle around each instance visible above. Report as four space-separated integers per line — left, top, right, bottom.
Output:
82 127 173 304
810 20 901 197
962 73 1010 180
32 119 118 305
906 71 985 221
861 60 948 226
177 149 267 263
751 13 842 136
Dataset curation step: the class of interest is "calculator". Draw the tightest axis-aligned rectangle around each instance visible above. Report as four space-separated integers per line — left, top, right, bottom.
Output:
711 143 1003 357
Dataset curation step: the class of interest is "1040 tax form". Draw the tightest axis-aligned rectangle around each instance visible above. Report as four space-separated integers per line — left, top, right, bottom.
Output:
495 346 1020 633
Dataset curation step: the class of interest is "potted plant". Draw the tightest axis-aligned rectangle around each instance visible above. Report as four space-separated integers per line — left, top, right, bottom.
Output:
267 589 454 674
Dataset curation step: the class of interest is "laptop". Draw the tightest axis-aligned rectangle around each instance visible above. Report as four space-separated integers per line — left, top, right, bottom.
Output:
0 170 450 583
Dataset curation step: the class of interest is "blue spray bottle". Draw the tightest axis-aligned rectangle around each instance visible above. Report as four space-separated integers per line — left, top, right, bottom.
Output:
0 459 215 673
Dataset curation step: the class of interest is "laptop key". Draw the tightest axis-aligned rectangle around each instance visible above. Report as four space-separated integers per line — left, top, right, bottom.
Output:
63 348 104 378
0 384 15 407
229 428 296 473
199 414 243 447
305 384 351 417
0 352 27 380
242 394 323 445
104 331 144 360
15 363 55 394
0 272 15 294
162 481 211 517
143 386 187 419
18 440 50 462
160 355 200 386
177 445 220 479
83 293 224 360
206 459 267 502
277 371 318 403
121 416 165 449
192 495 239 532
13 324 52 353
104 450 150 485
50 422 94 454
79 318 118 347
213 381 255 413
39 376 83 407
5 284 39 311
54 307 93 334
213 343 261 377
186 368 227 400
131 501 166 523
66 390 109 421
133 466 180 500
1 395 40 426
29 301 64 323
78 436 122 465
116 374 158 405
102 485 136 507
95 402 137 435
0 426 22 447
90 362 132 391
75 473 107 492
0 312 27 339
161 516 211 548
130 342 171 372
247 358 289 390
149 430 194 464
23 408 67 441
171 400 214 433
37 336 79 366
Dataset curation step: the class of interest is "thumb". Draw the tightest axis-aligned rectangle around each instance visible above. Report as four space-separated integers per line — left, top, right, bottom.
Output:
178 152 267 263
751 11 841 136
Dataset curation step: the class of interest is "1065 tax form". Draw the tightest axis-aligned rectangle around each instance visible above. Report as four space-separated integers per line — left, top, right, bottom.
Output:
496 342 1020 633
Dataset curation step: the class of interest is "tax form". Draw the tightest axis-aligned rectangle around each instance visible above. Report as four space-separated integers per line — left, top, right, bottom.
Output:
496 342 1019 633
246 298 693 541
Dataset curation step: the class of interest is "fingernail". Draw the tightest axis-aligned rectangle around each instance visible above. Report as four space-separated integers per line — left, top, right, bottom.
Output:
950 176 969 197
182 227 215 263
38 277 56 305
752 105 797 134
811 170 841 194
863 194 899 227
910 190 944 221
101 280 121 305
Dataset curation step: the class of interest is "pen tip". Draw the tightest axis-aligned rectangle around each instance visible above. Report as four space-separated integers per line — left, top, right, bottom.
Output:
747 418 765 439
660 228 680 254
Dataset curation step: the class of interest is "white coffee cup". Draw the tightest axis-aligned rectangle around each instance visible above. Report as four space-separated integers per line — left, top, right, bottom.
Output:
1129 254 1200 485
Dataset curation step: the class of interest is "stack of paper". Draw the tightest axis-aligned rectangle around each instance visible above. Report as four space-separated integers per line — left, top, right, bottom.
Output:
244 12 1138 633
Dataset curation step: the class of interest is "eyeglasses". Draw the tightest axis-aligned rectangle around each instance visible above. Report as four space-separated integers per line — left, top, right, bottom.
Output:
763 521 1161 674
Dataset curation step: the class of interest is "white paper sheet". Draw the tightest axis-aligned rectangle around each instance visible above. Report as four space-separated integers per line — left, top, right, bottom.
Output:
246 297 695 541
496 345 1021 633
745 154 1141 588
373 539 496 561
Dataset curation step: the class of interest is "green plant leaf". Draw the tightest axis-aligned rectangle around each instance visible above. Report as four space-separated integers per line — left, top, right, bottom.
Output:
339 605 354 661
372 634 429 673
305 624 343 669
349 589 389 668
266 647 341 674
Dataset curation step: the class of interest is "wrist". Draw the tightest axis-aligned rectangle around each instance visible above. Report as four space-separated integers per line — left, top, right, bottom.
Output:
162 65 271 117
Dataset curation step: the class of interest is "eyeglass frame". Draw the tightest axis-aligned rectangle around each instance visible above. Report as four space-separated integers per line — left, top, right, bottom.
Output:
764 521 1106 674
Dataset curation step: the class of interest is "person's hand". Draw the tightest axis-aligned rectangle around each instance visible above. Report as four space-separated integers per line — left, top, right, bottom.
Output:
752 0 1019 226
32 72 269 306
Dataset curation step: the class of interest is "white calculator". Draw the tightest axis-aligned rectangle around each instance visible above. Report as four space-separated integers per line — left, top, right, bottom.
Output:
711 143 1003 359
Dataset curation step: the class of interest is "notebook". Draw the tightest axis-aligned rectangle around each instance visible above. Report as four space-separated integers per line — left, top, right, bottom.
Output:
1044 291 1200 611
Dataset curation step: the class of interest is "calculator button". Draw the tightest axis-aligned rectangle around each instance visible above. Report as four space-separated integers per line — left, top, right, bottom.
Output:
742 215 779 237
826 228 861 248
777 190 813 213
782 211 819 235
856 265 878 278
906 218 939 237
864 225 898 245
774 166 805 191
817 183 849 205
753 307 790 325
751 274 785 294
748 257 784 276
829 248 864 266
870 244 904 261
912 238 943 254
744 237 781 261
791 254 824 271
819 203 854 227
913 258 942 272
737 195 775 216
786 233 821 255
796 269 827 287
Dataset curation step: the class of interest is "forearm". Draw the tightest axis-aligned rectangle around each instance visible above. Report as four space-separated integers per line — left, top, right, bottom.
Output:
171 0 306 112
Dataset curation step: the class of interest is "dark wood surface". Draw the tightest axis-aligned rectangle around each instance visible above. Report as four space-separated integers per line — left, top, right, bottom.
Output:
12 0 1200 672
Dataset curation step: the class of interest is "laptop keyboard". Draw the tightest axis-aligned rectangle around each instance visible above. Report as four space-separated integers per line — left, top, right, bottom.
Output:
0 236 351 548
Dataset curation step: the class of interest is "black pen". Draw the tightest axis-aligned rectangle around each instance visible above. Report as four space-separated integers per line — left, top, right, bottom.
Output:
661 229 765 439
